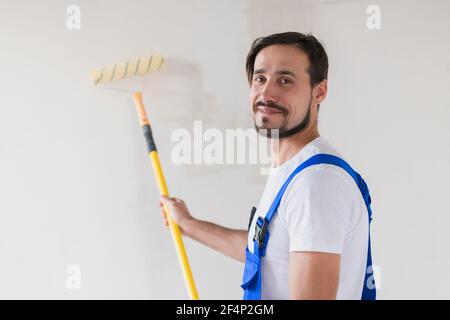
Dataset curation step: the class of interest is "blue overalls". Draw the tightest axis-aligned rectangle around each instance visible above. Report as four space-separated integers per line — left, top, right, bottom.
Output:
241 153 376 300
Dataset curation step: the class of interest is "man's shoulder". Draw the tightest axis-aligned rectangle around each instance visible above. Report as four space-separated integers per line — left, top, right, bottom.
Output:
280 161 359 213
289 163 354 192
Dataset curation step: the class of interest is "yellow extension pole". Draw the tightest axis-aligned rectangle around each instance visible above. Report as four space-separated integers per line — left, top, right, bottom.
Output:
133 92 199 300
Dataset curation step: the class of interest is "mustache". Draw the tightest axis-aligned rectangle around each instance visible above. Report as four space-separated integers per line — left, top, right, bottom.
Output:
254 101 288 115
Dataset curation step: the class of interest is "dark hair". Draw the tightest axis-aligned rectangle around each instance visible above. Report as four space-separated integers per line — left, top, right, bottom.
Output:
245 32 328 88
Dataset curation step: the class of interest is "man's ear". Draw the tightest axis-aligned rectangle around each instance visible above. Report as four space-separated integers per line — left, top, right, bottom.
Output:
313 79 328 105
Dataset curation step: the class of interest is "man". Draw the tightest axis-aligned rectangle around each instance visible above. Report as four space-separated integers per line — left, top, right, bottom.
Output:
159 32 375 300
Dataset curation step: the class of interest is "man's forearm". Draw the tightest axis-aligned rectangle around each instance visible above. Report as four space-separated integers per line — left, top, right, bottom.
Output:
182 218 248 263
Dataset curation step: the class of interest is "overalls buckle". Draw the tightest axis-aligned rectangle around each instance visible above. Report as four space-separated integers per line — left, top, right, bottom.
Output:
253 217 268 250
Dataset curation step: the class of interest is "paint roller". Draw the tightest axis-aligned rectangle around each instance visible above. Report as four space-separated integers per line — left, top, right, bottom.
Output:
91 54 199 300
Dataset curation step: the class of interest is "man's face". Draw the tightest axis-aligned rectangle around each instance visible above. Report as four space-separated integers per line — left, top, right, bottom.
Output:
250 44 314 138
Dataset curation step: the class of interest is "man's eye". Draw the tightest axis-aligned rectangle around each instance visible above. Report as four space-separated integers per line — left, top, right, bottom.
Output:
280 78 292 84
254 76 264 83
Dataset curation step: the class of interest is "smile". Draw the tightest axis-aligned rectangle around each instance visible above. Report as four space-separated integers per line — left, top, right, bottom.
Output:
257 106 285 115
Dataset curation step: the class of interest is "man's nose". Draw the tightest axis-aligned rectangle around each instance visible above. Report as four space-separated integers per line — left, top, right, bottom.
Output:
259 81 279 103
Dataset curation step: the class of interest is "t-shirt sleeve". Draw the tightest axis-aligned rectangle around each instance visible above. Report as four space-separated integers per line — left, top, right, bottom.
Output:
280 165 352 254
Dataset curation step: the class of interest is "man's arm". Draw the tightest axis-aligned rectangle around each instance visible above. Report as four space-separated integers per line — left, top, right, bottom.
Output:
159 195 248 263
288 251 340 299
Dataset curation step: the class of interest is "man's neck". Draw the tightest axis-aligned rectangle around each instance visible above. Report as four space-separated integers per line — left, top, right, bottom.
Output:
270 127 320 167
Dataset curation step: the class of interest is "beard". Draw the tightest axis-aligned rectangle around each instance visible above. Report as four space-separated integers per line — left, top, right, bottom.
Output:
254 95 312 139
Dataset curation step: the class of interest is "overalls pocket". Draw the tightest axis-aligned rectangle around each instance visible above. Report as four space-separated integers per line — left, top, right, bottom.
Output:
240 247 260 290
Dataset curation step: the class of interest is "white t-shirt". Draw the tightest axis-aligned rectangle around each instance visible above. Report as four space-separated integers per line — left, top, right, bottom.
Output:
247 136 369 300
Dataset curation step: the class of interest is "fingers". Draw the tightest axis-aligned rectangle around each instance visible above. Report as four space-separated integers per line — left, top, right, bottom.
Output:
159 195 177 206
160 195 183 203
160 210 169 228
159 195 169 204
158 198 169 228
159 195 182 230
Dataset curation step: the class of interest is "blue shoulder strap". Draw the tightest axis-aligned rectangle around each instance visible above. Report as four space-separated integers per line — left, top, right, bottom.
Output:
259 153 376 299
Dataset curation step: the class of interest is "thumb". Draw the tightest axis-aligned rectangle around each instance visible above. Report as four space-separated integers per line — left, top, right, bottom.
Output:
159 195 174 205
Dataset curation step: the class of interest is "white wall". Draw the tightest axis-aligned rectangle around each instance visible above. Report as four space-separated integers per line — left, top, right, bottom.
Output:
0 0 449 299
